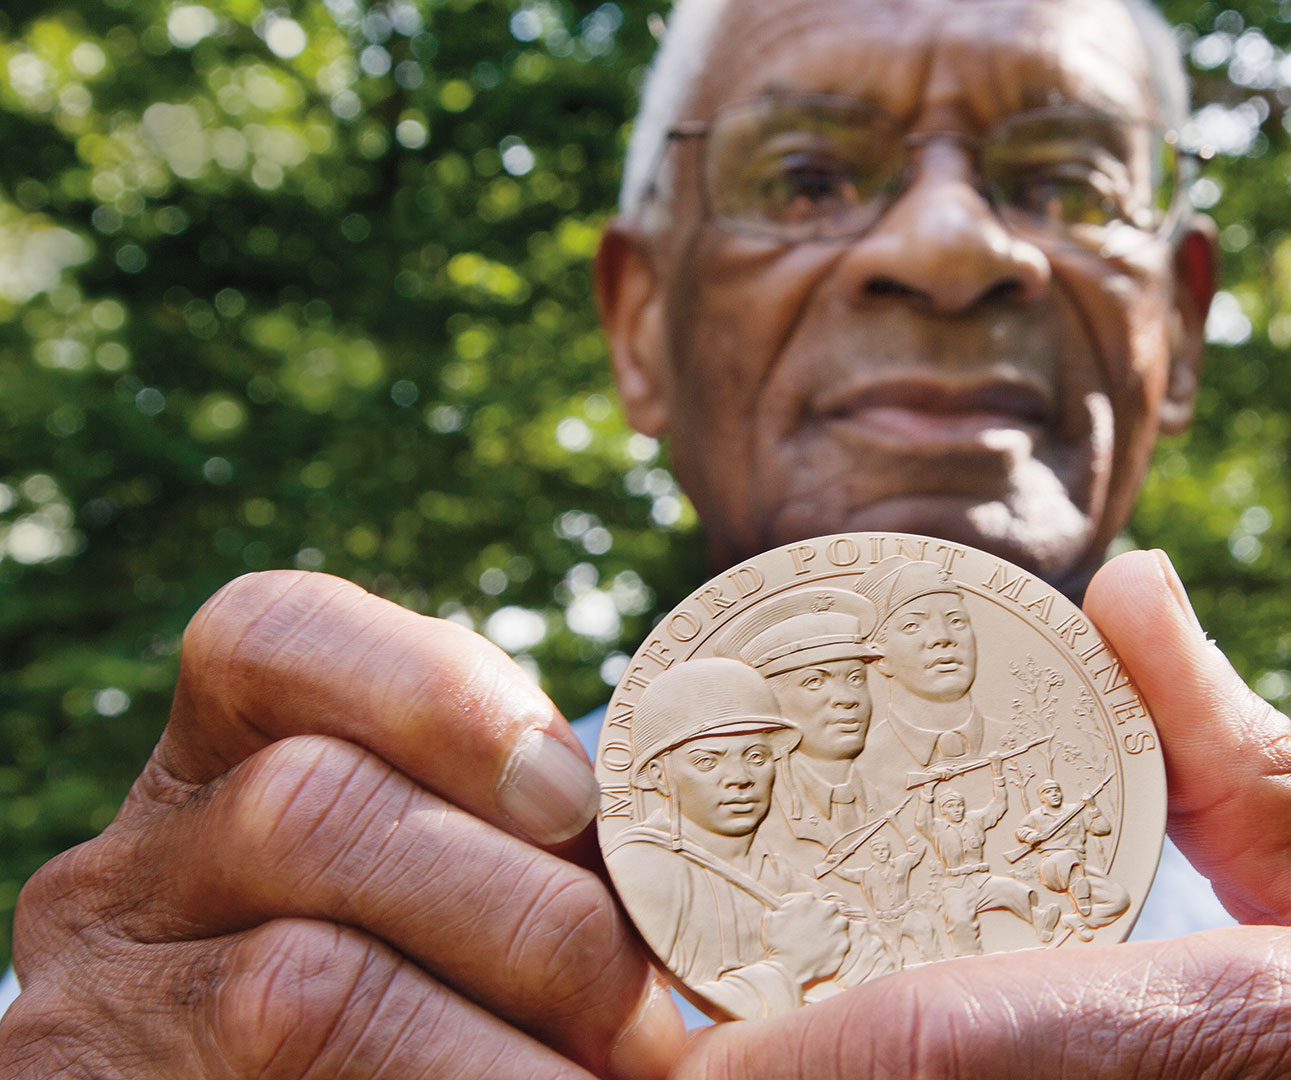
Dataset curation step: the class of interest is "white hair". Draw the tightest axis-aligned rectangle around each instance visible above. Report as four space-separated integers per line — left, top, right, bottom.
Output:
618 0 1190 233
1122 0 1190 132
617 0 734 232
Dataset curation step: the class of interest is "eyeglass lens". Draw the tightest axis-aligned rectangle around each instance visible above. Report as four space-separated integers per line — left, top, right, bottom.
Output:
700 97 1181 252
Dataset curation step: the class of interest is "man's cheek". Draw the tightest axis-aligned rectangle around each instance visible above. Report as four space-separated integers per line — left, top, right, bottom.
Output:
1056 257 1171 382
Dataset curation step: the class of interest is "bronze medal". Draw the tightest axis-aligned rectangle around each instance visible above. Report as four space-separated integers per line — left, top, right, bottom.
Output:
596 532 1165 1021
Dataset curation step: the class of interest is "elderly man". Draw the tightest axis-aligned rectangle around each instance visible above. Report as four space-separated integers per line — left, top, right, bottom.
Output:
6 0 1291 1077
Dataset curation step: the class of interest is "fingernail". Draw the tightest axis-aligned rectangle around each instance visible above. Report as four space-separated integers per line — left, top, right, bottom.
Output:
607 977 686 1080
1152 549 1203 633
497 729 599 846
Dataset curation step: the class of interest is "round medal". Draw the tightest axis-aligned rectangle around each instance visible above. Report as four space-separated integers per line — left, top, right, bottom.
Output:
595 532 1165 1021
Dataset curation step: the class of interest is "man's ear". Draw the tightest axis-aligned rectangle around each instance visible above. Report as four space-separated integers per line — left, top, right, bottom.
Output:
595 219 671 437
646 758 669 797
1161 216 1219 434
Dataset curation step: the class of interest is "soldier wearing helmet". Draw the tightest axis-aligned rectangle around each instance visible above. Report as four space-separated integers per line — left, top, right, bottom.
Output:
604 657 867 1018
1015 778 1130 940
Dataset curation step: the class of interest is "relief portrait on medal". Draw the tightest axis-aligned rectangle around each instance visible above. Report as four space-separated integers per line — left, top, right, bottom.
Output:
597 537 1155 1021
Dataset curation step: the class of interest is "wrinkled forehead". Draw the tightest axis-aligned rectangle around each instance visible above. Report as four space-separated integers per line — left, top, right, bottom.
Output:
693 0 1155 128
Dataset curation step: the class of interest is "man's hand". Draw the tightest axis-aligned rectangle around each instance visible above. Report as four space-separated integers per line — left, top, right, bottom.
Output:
668 548 1291 1079
670 928 1291 1079
1086 548 1291 926
0 571 685 1080
761 895 848 984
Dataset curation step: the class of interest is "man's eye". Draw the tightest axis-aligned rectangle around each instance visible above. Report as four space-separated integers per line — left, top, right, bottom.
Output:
745 749 769 766
709 112 903 238
802 674 825 689
985 124 1135 230
692 756 717 771
749 151 866 224
996 162 1127 228
900 621 921 634
777 154 854 199
847 669 866 684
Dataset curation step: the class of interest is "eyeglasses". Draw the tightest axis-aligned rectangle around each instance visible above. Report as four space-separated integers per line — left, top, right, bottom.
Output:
656 95 1203 257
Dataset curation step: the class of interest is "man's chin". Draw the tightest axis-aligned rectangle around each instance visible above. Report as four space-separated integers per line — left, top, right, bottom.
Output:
763 492 1100 586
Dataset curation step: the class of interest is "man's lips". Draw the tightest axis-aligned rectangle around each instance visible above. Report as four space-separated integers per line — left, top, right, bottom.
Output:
817 378 1055 449
720 798 761 811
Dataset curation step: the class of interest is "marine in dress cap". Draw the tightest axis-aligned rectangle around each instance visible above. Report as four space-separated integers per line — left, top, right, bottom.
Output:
854 557 963 630
719 588 882 677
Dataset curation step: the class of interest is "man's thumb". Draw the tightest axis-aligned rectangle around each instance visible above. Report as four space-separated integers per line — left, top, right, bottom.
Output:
1085 548 1291 923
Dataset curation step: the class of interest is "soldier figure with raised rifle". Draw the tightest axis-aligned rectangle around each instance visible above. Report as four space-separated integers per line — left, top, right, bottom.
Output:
830 817 944 965
1011 777 1130 940
915 755 1061 956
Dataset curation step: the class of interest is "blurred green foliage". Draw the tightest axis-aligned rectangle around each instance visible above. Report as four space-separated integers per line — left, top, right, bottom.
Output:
0 0 1287 971
0 0 710 969
1147 1 1291 710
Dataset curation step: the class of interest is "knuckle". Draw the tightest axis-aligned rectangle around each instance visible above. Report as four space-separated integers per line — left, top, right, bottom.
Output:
226 735 394 871
0 985 122 1080
210 919 399 1075
177 570 356 707
1155 935 1291 1076
504 867 632 1017
12 835 125 970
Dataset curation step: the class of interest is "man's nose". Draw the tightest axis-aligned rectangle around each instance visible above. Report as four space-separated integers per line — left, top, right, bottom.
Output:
925 614 958 645
721 760 756 786
834 143 1051 314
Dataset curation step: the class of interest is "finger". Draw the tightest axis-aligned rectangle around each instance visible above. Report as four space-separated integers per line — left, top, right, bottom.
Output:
1084 548 1291 922
154 570 598 848
79 735 684 1080
670 927 1291 1080
2 919 603 1080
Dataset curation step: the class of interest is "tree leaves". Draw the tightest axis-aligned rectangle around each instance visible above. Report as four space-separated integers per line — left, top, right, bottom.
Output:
0 1 1288 971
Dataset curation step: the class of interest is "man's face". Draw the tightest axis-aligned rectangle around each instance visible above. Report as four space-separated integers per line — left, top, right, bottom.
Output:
941 792 966 822
665 732 777 836
1040 783 1063 807
871 839 892 863
876 591 977 702
602 0 1212 596
770 659 871 760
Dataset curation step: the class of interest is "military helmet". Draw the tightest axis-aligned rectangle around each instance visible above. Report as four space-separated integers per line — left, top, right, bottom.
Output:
630 657 801 789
